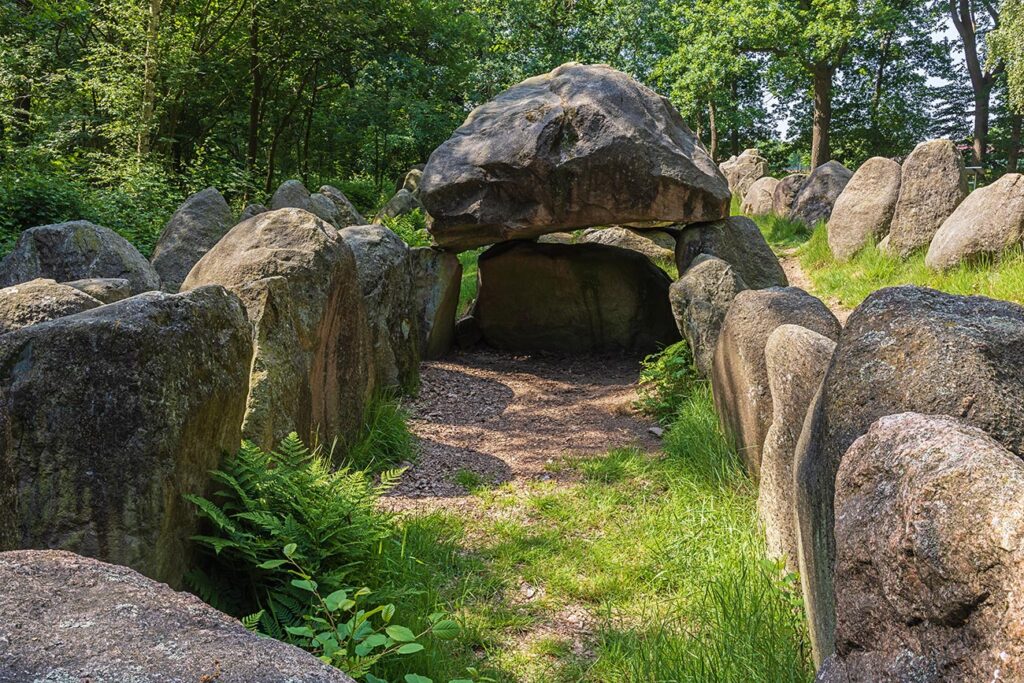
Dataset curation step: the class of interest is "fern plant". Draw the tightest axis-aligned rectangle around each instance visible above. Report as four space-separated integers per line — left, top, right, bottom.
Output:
186 433 404 638
635 340 701 425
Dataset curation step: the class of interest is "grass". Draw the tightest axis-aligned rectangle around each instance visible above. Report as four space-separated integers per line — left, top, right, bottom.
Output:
374 385 813 683
343 392 417 471
745 207 1024 308
458 248 483 316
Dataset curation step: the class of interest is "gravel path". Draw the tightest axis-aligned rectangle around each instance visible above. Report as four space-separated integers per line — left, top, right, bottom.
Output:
383 348 662 512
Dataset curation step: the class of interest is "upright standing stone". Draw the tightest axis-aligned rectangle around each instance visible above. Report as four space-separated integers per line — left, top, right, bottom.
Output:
0 287 252 587
410 247 462 359
793 286 1024 666
721 148 769 200
819 413 1024 682
788 161 852 228
320 185 367 227
740 176 779 215
474 241 679 354
925 173 1024 270
758 324 835 571
711 287 840 478
668 255 747 377
887 139 968 258
675 216 787 289
151 187 235 292
183 209 374 451
827 157 901 261
420 63 730 249
773 173 807 217
0 221 160 294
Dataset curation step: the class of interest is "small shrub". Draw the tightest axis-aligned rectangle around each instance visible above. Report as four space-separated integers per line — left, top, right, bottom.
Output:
338 174 390 216
383 209 431 247
635 341 700 425
346 393 417 472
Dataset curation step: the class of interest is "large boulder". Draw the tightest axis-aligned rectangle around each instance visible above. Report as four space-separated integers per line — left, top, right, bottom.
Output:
580 226 676 263
474 241 679 354
758 324 835 571
150 187 235 292
721 148 769 200
925 172 1024 271
0 287 251 587
373 188 425 224
740 176 779 215
772 173 807 217
887 139 968 258
788 161 852 228
819 413 1024 682
675 216 787 289
711 287 840 478
0 221 160 294
793 286 1024 666
827 157 901 261
410 246 462 360
419 63 730 250
668 255 747 377
0 278 101 335
64 277 131 303
0 549 354 682
182 209 374 451
320 185 367 226
270 178 312 210
340 225 421 392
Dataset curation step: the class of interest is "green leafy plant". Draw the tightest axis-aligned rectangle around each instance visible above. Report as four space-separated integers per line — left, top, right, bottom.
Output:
186 434 402 637
383 209 431 247
635 340 700 424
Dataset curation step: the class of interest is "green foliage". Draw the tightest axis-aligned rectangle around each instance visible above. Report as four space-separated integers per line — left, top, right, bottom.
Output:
992 0 1024 113
755 212 816 252
383 210 432 248
186 434 401 635
635 340 700 425
339 175 392 217
345 393 418 472
457 249 483 316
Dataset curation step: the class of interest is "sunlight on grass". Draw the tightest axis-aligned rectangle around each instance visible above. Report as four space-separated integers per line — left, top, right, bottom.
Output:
380 385 813 682
458 248 483 315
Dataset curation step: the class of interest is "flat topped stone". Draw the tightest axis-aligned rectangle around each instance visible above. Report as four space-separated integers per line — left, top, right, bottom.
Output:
420 63 730 250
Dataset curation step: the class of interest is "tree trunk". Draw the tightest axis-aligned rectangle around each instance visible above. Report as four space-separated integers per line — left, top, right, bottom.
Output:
810 63 833 168
949 0 1000 166
730 79 739 156
1010 113 1022 173
137 0 161 157
972 88 990 166
708 100 718 161
246 1 263 177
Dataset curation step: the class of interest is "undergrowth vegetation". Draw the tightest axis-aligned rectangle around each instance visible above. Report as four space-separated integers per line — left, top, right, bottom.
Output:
345 393 418 472
635 340 700 425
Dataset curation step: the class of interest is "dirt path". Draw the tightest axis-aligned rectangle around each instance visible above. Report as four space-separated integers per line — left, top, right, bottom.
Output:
384 349 661 512
779 248 852 324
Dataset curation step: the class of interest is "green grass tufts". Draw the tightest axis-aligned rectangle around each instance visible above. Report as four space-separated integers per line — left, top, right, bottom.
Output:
344 392 417 472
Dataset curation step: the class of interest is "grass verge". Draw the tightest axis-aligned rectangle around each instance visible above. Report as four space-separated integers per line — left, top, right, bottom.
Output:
377 384 813 682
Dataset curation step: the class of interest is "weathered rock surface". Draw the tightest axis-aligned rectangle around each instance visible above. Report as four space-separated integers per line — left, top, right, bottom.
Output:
537 232 576 244
374 189 425 223
827 157 901 261
420 63 730 250
887 139 968 258
711 287 840 478
793 286 1024 666
721 148 768 200
668 255 747 377
183 209 373 451
675 216 787 289
151 187 235 293
758 324 835 571
0 221 160 294
740 176 779 215
0 549 354 683
474 241 679 354
239 203 269 222
0 278 101 335
788 161 852 228
925 173 1024 271
818 413 1024 682
411 247 462 359
340 225 420 392
0 287 251 586
64 277 132 303
270 179 312 211
580 226 676 263
401 168 423 193
773 173 807 217
320 185 367 226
